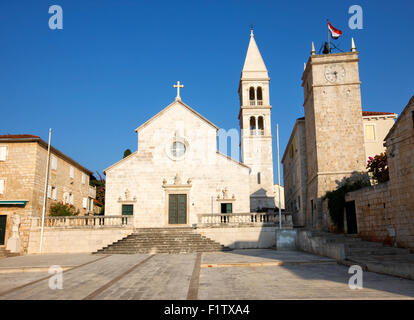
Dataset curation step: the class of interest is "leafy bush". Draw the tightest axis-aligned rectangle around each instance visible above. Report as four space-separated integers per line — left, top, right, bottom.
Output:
324 178 369 231
49 202 80 216
367 152 389 183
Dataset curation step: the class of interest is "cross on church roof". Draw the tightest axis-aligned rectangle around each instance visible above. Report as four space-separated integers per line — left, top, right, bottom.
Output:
173 81 184 100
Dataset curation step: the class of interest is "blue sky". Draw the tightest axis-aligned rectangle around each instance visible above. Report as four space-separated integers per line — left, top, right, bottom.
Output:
1 0 413 182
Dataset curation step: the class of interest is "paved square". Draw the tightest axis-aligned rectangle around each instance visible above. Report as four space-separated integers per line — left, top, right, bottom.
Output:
0 250 413 300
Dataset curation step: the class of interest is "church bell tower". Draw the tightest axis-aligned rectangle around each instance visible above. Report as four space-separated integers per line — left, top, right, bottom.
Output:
239 29 275 211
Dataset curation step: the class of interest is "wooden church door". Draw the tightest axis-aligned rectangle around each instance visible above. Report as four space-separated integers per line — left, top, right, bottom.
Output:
168 194 187 224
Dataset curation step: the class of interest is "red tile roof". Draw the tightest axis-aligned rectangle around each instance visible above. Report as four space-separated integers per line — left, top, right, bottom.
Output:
362 111 396 116
0 134 40 139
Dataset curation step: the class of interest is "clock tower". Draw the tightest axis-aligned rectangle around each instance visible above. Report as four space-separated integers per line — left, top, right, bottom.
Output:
301 40 366 229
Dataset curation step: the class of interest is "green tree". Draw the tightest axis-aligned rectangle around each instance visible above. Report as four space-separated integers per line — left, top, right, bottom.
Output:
123 149 132 158
50 202 80 216
90 172 105 214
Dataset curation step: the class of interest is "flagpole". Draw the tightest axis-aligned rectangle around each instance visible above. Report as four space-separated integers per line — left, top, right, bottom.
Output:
276 124 282 229
39 128 52 253
327 19 330 53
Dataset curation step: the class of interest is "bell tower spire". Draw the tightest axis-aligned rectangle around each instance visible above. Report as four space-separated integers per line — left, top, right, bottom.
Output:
238 30 275 211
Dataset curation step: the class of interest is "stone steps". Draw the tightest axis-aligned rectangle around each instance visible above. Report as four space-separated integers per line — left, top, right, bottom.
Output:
309 230 411 257
94 228 231 254
346 247 410 256
0 248 20 259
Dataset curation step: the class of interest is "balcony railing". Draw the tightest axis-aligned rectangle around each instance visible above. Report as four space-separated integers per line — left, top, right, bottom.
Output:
250 129 264 136
31 215 133 229
197 212 292 227
249 100 263 106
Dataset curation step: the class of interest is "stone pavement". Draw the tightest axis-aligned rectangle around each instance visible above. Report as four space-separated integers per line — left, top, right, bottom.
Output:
0 249 413 300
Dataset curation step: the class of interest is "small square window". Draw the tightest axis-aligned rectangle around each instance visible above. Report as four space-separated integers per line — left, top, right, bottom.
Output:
51 156 58 170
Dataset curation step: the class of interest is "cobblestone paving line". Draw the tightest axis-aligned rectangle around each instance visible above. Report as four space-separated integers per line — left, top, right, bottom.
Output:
187 253 202 300
0 255 110 298
83 255 155 300
90 253 197 300
0 254 151 300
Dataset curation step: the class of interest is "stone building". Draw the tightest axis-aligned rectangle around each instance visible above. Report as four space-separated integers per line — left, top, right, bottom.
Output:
346 96 414 250
283 40 397 229
0 134 95 253
283 111 397 227
105 30 277 227
362 111 398 160
282 117 307 226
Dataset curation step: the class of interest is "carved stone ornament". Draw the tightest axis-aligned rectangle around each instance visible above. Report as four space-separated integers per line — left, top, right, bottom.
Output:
6 213 21 253
174 173 182 185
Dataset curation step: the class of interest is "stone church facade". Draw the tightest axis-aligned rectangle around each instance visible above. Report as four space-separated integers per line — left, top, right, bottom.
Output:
105 30 276 228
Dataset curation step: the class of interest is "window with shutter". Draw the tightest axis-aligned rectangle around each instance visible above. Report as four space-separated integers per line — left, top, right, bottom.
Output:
365 125 376 141
0 179 4 194
82 198 87 209
52 187 58 200
47 185 52 198
81 173 86 184
51 156 57 170
0 146 7 161
70 166 74 179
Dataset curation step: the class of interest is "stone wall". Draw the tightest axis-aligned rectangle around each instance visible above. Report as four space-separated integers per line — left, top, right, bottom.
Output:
346 183 392 243
197 226 276 249
33 143 92 217
297 229 345 261
27 227 133 254
0 142 37 254
282 118 307 226
345 96 414 250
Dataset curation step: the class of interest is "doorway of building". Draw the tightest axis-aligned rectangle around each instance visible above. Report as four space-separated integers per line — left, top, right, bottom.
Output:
221 203 233 214
0 215 7 246
345 201 358 234
168 194 187 225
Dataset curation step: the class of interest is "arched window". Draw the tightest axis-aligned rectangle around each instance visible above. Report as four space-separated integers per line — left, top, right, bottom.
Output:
249 87 255 105
249 116 256 132
256 87 263 102
258 116 264 132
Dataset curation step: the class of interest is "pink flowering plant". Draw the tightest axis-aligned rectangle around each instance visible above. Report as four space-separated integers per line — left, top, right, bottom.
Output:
367 152 389 183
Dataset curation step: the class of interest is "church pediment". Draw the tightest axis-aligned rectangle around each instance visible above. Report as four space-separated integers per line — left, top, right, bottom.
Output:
135 99 218 133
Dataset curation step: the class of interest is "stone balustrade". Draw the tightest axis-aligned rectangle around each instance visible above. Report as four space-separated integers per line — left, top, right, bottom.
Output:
31 215 132 229
197 212 292 227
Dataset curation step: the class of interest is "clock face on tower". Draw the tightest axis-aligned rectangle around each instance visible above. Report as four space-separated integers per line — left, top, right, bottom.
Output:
324 65 345 83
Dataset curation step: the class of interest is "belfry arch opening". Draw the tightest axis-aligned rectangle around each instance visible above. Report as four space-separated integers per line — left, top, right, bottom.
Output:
258 116 264 132
256 87 263 103
249 87 255 105
249 116 256 130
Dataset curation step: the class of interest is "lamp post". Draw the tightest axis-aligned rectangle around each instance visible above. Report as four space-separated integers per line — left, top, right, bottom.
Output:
276 124 282 229
39 128 52 253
